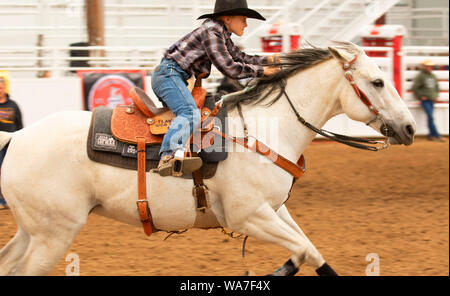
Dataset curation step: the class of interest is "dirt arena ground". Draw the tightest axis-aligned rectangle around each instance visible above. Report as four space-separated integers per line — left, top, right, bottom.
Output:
1 137 448 276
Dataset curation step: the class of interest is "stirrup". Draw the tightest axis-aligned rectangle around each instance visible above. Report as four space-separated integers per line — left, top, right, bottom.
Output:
171 150 203 177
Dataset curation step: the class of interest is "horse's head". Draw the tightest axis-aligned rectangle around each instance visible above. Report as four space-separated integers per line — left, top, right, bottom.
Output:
328 42 416 145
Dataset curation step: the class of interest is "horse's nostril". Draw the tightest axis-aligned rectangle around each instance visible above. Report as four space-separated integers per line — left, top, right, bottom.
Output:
405 124 415 137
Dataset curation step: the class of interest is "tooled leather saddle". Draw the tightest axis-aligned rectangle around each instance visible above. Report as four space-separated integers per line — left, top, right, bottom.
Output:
111 85 216 148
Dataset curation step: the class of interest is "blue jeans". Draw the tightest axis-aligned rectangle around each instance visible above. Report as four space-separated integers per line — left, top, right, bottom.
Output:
421 100 441 138
151 58 201 154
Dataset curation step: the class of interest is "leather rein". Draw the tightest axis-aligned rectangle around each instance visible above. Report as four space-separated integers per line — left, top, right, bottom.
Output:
282 54 390 152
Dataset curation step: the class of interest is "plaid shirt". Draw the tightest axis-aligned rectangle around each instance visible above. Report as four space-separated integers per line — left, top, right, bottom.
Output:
165 19 265 79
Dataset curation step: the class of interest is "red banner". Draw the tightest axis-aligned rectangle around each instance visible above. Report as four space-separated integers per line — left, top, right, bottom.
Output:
78 70 147 111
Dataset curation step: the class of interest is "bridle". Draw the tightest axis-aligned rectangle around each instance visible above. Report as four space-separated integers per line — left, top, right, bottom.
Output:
282 54 390 152
342 55 379 125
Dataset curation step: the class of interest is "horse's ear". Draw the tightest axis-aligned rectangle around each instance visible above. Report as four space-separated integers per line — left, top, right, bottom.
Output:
328 47 348 63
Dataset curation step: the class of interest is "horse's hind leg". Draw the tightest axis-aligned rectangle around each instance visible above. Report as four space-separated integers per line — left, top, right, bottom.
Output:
12 223 84 276
0 227 30 275
10 207 89 276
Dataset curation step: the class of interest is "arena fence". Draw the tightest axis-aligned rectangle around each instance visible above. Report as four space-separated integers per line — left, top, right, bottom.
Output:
2 45 448 104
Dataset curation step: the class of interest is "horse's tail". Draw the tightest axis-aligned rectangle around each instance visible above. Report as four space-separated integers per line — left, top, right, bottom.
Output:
0 131 13 151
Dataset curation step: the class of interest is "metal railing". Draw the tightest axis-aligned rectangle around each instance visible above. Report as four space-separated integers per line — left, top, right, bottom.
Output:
0 45 163 74
0 45 395 92
387 6 449 46
1 1 448 50
0 0 289 48
1 42 447 102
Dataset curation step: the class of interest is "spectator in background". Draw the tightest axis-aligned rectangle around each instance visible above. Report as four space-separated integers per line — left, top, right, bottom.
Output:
0 77 23 209
412 59 445 142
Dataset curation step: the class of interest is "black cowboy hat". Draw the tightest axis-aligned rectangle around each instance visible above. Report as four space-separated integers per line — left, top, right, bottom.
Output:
198 0 266 21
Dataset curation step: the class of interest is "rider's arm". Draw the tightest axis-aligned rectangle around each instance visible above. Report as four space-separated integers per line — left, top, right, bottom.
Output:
227 43 267 65
203 29 264 79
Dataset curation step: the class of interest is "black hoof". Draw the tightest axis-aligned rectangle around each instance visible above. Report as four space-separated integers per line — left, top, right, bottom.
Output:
316 262 339 276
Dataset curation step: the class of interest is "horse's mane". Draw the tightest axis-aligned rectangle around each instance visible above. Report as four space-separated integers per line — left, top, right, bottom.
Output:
234 46 333 107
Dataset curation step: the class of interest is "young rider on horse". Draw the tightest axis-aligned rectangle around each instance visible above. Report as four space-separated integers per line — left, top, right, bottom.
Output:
152 0 280 176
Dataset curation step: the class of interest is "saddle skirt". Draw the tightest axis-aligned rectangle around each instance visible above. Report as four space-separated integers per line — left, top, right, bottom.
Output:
110 87 214 147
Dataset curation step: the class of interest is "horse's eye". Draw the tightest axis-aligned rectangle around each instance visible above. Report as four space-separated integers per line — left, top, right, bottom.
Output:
372 79 384 88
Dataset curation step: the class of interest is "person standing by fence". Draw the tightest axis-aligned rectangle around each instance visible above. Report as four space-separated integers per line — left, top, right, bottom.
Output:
0 77 23 209
412 59 445 142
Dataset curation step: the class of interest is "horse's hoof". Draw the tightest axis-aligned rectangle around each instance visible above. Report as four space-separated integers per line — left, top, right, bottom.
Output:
316 262 339 276
266 259 299 276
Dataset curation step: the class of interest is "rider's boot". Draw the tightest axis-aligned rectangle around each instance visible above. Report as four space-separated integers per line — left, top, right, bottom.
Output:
157 149 203 177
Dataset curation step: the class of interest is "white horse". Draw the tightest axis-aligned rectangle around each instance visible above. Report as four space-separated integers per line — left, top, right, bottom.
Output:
0 42 415 276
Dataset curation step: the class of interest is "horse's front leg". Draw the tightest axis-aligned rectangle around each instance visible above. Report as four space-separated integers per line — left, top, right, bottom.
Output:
229 202 336 276
274 205 338 276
